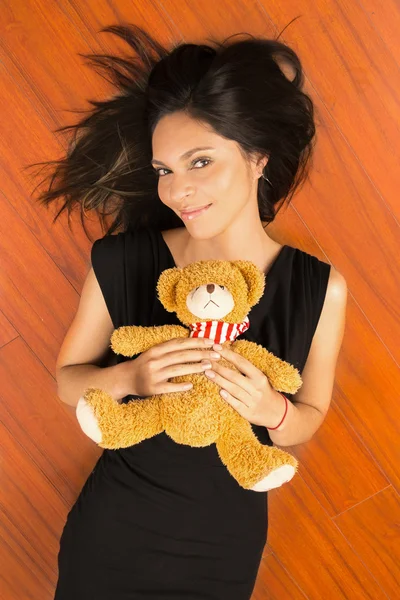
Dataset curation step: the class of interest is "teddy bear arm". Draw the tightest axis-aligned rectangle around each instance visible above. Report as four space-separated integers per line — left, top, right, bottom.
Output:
232 339 303 395
110 324 189 355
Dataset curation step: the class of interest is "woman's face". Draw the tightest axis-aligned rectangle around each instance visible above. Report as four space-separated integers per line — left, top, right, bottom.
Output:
151 111 266 238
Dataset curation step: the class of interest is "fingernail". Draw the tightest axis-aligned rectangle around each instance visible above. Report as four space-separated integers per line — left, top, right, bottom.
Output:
213 344 222 351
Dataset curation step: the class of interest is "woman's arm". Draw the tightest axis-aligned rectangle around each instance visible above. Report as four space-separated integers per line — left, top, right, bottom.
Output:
57 361 132 412
268 266 348 447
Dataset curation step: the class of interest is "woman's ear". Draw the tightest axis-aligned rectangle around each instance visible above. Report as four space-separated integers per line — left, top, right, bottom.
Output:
249 150 269 177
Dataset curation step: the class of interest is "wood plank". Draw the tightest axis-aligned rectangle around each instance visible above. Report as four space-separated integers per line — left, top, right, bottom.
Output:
252 552 308 599
0 337 100 506
334 486 400 598
267 475 388 598
283 399 389 517
361 0 400 67
258 0 400 220
0 511 53 599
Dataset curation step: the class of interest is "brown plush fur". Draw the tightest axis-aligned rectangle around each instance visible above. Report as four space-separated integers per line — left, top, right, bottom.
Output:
82 260 303 490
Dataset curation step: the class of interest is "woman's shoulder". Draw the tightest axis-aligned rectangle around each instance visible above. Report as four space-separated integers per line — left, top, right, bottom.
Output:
289 243 347 310
288 245 342 280
92 227 148 247
286 243 330 268
286 243 346 299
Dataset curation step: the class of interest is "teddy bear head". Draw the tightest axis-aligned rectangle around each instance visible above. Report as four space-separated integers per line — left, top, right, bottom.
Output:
156 259 265 327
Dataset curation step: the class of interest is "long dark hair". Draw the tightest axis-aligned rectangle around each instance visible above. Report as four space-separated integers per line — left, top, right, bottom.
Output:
27 24 316 241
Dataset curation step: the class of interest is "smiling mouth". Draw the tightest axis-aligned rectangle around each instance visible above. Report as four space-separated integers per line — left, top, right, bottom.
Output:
180 204 212 220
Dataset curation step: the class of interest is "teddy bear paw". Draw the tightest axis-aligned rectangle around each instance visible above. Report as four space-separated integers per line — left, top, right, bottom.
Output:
76 396 103 443
251 465 296 492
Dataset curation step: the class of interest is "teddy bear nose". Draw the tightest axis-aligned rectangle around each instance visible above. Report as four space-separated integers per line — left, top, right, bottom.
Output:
207 284 215 294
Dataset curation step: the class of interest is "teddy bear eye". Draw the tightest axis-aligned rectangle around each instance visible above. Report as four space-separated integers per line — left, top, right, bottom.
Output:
220 285 225 290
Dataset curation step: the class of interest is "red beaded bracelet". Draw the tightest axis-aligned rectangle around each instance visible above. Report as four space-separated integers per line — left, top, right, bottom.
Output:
266 392 289 430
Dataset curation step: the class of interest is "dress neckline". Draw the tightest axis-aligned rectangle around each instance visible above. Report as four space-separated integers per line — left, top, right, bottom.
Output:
157 229 289 279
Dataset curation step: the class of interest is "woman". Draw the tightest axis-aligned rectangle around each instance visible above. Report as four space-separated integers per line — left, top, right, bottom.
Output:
33 24 347 599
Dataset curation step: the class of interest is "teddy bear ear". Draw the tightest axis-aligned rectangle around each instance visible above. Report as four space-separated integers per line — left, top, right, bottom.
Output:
231 260 266 306
156 267 182 312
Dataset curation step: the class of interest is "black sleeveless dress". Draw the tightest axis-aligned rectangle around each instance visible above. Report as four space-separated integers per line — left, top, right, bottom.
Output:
54 228 331 600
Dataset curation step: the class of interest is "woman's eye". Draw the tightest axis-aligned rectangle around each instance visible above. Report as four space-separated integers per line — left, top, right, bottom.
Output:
155 168 168 176
192 158 211 170
154 157 212 177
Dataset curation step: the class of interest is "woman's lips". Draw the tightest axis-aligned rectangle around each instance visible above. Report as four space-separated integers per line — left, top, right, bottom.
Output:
180 203 212 221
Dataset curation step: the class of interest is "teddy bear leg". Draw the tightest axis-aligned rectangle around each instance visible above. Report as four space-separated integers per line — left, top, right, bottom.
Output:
76 388 163 449
216 414 298 491
250 461 297 492
76 395 102 443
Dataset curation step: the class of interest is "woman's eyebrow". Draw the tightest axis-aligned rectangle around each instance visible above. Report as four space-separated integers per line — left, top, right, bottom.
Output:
151 146 215 166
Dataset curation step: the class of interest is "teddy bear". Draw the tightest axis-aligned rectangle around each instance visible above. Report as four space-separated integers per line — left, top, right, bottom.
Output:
76 259 303 492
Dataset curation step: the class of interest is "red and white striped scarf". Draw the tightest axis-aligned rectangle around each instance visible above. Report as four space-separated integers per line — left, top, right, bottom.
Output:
188 316 250 344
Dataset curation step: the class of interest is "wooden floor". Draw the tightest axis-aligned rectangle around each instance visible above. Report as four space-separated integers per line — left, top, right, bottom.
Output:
0 1 399 598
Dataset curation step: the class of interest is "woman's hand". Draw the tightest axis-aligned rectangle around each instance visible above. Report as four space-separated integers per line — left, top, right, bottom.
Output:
204 344 286 428
125 337 221 397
